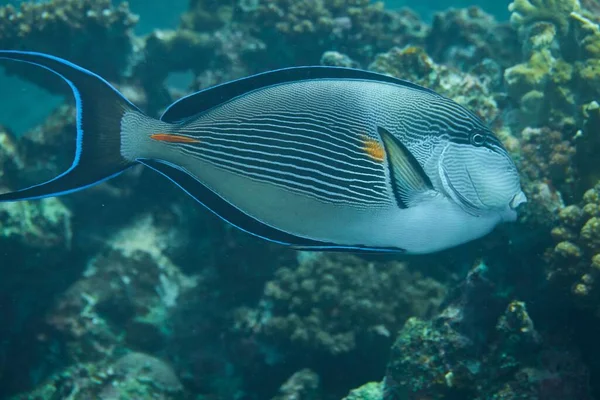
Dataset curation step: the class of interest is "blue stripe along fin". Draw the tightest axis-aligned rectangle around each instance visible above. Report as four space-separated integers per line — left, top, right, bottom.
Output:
139 158 406 254
160 66 441 124
0 50 139 202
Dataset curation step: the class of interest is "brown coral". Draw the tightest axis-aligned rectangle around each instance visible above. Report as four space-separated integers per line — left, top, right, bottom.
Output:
368 46 501 123
505 0 600 135
234 253 446 356
0 0 137 86
545 182 600 313
183 0 429 66
518 127 577 196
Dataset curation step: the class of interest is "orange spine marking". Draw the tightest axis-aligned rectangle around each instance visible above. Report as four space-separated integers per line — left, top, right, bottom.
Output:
150 133 200 143
363 137 385 162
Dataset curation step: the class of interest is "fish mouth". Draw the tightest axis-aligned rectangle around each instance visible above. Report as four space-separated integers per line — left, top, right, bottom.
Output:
501 190 526 222
510 190 527 209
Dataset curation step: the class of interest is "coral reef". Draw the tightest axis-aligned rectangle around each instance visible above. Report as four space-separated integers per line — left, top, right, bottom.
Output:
271 369 320 400
130 28 220 115
504 0 599 133
234 253 446 357
182 0 429 67
518 127 576 197
12 352 185 400
514 126 572 230
135 26 268 115
181 0 235 33
502 0 600 258
0 124 75 394
3 0 600 399
44 214 198 364
320 50 360 68
500 0 600 343
581 0 600 14
0 0 138 87
342 381 383 400
0 196 71 251
384 263 592 400
368 45 502 123
0 126 23 188
545 182 600 312
509 0 581 35
0 124 72 252
426 7 520 70
503 20 575 128
12 105 77 185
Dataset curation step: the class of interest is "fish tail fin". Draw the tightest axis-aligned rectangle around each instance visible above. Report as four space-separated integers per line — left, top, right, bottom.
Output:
0 50 143 202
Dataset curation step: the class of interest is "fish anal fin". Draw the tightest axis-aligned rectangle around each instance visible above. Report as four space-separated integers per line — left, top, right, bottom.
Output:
378 126 433 209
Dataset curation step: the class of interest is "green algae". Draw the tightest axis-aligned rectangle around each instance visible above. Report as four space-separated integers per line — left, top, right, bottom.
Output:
509 0 581 34
505 49 554 98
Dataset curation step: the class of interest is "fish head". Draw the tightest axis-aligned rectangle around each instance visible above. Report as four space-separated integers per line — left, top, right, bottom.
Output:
438 130 526 221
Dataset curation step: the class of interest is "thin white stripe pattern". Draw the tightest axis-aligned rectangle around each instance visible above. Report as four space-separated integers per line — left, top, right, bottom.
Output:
159 78 500 207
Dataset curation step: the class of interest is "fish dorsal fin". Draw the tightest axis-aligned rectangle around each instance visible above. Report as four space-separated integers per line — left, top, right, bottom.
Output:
378 126 434 209
160 66 439 123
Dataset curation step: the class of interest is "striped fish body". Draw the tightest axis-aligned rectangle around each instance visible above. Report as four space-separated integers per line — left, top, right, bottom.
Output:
123 79 504 253
0 52 525 254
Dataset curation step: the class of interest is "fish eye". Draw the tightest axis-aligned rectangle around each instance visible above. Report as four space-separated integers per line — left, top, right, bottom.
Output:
470 131 486 146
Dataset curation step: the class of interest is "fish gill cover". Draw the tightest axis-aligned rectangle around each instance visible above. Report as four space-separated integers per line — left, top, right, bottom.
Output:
0 0 598 399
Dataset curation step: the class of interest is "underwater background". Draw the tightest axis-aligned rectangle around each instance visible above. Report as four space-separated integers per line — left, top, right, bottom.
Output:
0 0 599 399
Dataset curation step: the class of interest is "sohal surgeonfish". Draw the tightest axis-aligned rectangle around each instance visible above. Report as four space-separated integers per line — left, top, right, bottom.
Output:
0 51 526 254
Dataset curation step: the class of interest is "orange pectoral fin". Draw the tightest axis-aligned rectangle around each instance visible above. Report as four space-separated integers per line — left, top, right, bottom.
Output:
150 133 200 144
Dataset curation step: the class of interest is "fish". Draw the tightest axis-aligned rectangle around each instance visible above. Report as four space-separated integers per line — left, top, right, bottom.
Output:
0 51 526 254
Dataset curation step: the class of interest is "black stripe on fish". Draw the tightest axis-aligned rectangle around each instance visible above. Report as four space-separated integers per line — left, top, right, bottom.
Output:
175 113 391 207
178 145 388 206
140 158 406 253
187 134 383 182
170 69 501 158
192 83 488 147
190 114 369 152
185 120 381 170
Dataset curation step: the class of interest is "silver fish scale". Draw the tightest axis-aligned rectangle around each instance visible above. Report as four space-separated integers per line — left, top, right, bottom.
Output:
176 79 485 208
